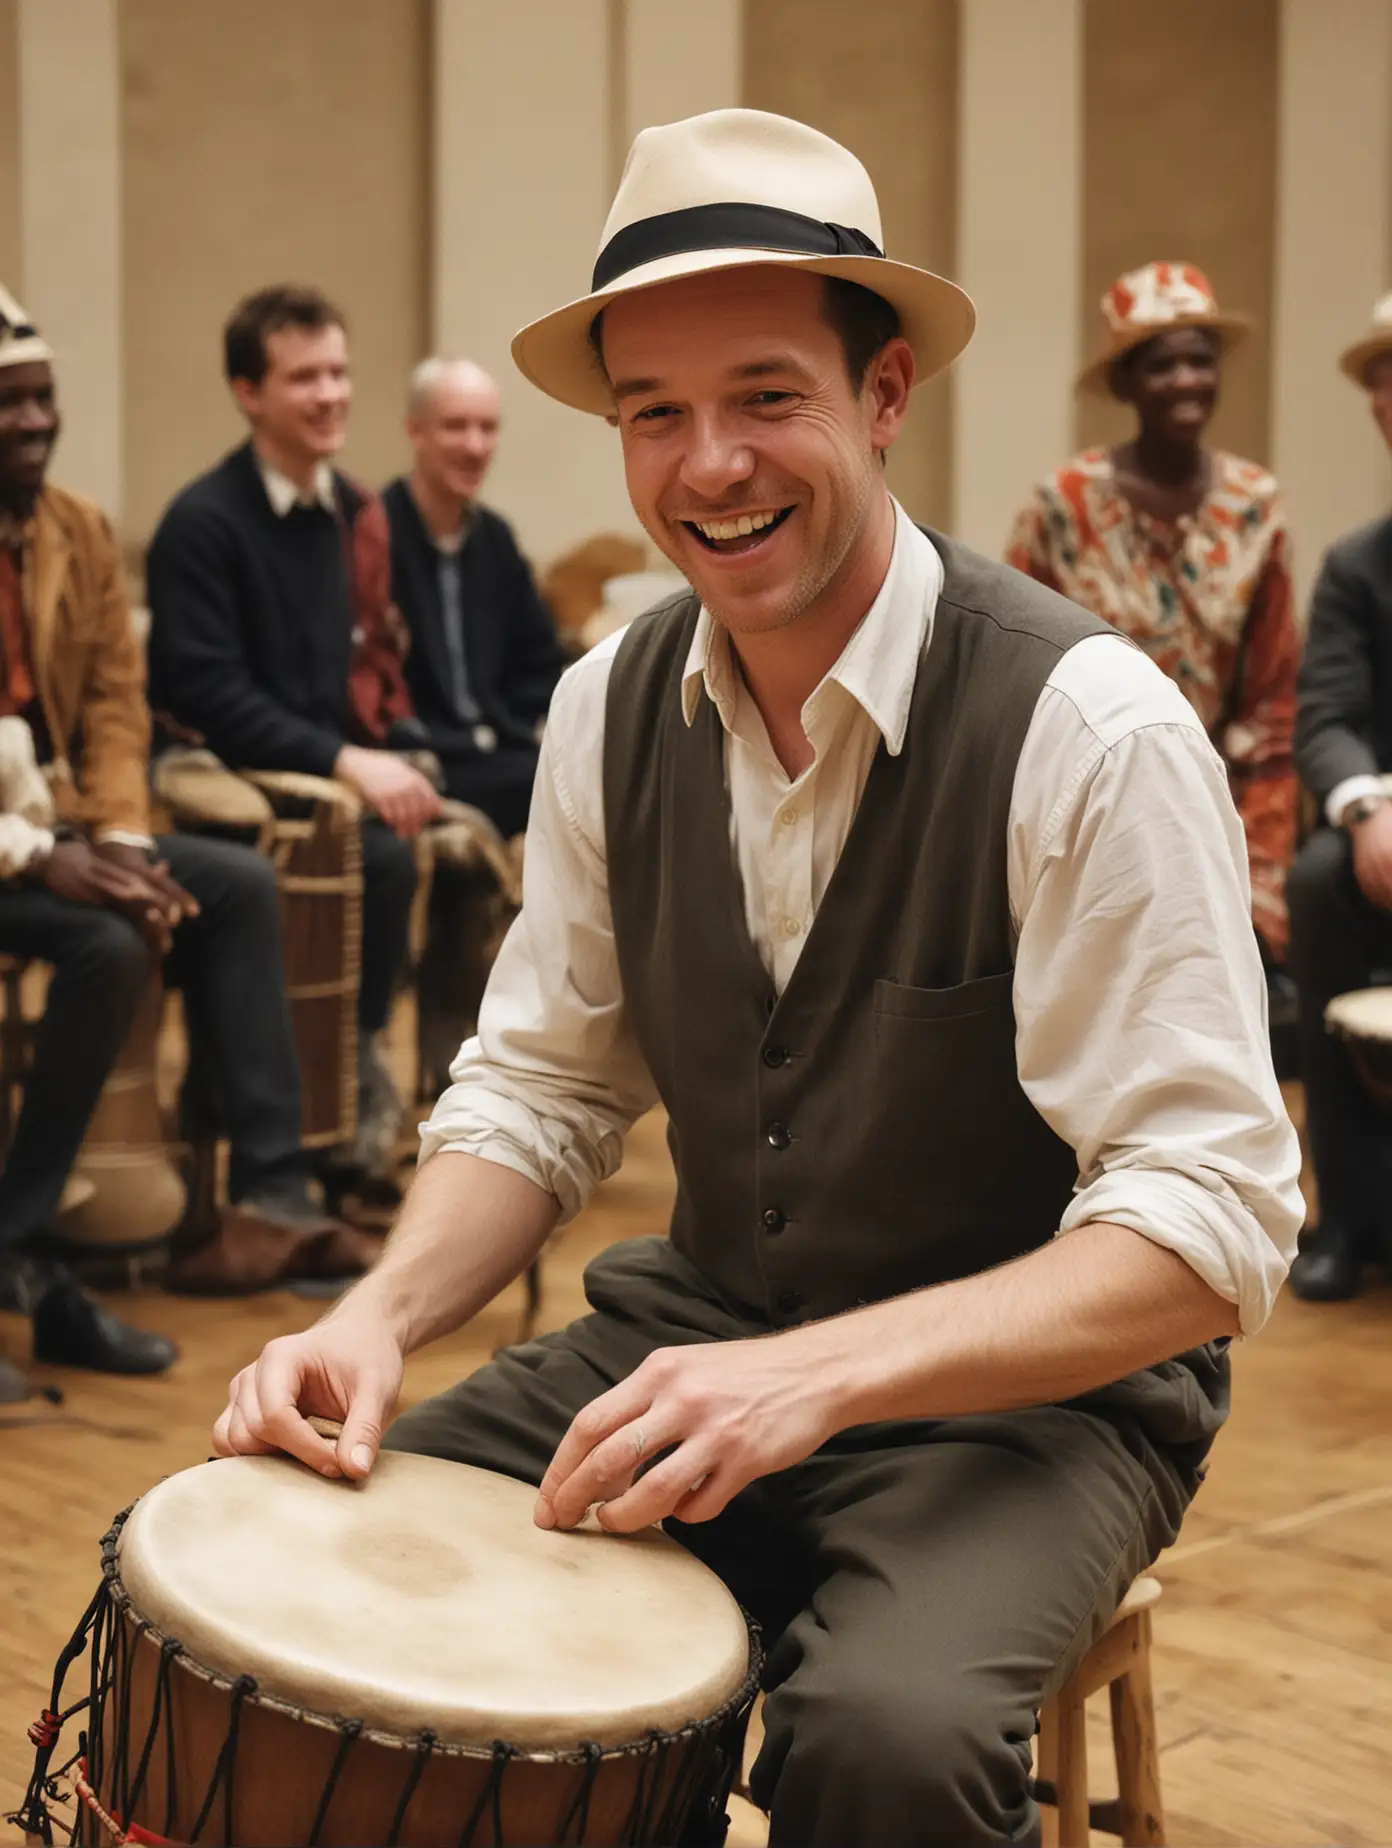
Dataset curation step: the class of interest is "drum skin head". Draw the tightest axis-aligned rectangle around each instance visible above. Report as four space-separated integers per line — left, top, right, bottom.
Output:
1325 986 1392 1041
117 1453 751 1751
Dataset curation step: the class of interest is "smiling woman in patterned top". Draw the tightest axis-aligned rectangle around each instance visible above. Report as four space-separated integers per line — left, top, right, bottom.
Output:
1007 261 1299 964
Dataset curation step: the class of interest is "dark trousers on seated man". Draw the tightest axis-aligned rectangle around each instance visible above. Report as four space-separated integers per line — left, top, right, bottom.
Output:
387 1238 1200 1847
0 834 316 1255
1286 827 1392 1275
357 817 419 1037
435 736 538 842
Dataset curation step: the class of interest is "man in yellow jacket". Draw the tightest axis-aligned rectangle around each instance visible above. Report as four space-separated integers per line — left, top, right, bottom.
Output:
0 288 370 1400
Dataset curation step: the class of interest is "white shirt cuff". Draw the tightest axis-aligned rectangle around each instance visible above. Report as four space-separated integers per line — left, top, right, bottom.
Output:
1325 774 1387 827
1059 1164 1297 1337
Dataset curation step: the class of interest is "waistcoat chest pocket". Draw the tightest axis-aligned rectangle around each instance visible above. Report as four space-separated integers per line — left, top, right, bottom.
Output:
873 969 1015 1022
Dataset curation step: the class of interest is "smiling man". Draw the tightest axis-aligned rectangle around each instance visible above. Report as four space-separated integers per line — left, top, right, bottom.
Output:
213 116 1302 1844
0 286 372 1367
382 358 561 838
147 286 442 1186
1008 262 1301 970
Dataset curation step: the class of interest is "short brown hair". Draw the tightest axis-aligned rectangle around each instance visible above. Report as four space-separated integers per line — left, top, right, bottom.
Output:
587 273 900 394
223 285 346 385
819 276 901 391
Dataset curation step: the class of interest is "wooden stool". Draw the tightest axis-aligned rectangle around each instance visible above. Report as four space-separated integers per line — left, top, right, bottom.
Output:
1037 1575 1165 1847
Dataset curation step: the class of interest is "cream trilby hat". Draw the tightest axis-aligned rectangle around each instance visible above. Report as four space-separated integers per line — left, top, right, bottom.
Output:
511 108 976 416
1339 292 1392 387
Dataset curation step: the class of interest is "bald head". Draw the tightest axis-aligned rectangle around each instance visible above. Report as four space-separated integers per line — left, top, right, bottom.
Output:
407 356 499 420
406 358 502 511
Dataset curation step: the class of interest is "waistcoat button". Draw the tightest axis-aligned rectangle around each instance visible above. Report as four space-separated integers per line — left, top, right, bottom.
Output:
762 1044 790 1068
767 1121 792 1151
761 1206 787 1233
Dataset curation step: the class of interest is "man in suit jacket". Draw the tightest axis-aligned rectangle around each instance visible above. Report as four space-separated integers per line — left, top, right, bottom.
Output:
383 359 562 840
1287 293 1392 1300
0 289 370 1396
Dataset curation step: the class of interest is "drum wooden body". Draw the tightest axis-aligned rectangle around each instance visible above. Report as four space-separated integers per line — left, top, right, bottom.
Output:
153 755 362 1153
414 802 521 1100
1326 987 1392 1113
62 970 186 1251
21 1454 756 1847
263 778 363 1150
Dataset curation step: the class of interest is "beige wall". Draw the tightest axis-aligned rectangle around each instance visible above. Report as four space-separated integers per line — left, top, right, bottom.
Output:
744 0 958 530
1079 0 1278 463
433 0 636 569
0 1 18 294
119 0 429 546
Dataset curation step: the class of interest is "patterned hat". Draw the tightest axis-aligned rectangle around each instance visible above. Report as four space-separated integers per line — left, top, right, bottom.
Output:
0 284 53 371
1338 292 1392 388
1076 261 1248 396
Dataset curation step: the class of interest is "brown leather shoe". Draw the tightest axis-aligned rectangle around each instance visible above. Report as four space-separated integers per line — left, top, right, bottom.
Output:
164 1203 315 1296
290 1222 381 1283
165 1200 378 1296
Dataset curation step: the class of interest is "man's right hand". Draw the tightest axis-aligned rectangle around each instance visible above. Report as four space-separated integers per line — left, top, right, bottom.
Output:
212 1301 406 1481
36 839 179 954
334 744 443 838
1351 803 1392 911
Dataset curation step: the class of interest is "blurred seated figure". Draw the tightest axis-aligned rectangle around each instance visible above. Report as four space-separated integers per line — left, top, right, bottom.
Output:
1286 294 1392 1302
539 530 649 654
0 289 370 1397
383 359 562 842
146 287 442 1181
1007 262 1300 971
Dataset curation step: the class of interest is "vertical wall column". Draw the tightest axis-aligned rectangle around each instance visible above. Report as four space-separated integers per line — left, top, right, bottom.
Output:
624 0 741 145
17 0 122 520
953 0 1081 556
1273 0 1392 612
432 0 634 564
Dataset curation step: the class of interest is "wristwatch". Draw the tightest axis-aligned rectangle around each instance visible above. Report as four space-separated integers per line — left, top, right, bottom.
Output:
1341 793 1387 828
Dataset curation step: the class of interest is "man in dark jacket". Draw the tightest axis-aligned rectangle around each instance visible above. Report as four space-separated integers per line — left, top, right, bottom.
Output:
383 359 561 840
147 288 443 1176
1287 294 1392 1301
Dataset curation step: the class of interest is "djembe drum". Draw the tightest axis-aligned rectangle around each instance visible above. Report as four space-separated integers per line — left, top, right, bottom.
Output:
414 801 522 1102
154 753 363 1154
15 1453 758 1847
1325 987 1392 1112
52 969 186 1254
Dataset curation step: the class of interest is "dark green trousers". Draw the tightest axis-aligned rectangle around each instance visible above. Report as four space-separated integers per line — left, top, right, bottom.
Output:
386 1238 1196 1847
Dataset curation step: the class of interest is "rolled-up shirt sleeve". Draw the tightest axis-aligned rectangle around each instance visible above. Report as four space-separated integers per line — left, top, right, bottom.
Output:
1010 635 1304 1335
418 635 657 1219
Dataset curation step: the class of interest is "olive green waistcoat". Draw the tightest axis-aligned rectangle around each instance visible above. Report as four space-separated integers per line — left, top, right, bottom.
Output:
603 528 1228 1455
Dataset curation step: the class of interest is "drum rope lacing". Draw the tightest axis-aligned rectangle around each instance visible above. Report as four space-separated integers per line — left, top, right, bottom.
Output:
11 1502 765 1847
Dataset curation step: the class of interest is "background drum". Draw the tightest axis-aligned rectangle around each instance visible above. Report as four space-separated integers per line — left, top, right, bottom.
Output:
58 969 187 1254
15 1452 758 1847
155 753 364 1183
1325 987 1392 1113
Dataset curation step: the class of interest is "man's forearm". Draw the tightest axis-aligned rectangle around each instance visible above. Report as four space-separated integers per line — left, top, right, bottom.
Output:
331 1151 560 1352
801 1221 1241 1432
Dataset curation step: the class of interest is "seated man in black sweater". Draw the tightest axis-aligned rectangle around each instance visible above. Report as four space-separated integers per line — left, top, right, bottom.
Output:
383 359 562 840
147 287 442 1174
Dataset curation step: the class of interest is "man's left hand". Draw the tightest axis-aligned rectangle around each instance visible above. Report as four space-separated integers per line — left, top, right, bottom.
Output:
534 1332 843 1534
94 841 199 927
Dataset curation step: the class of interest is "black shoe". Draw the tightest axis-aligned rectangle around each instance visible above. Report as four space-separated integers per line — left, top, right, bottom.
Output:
31 1279 179 1375
1289 1226 1363 1303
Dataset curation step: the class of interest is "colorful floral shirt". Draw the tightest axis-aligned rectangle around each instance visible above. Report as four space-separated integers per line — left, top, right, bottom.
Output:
1006 448 1299 960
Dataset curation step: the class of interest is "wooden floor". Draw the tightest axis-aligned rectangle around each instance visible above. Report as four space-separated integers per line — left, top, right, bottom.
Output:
3 1102 1392 1845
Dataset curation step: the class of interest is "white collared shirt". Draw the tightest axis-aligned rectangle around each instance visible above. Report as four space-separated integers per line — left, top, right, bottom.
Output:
422 502 1304 1334
256 453 336 517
